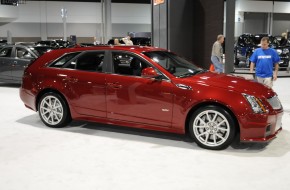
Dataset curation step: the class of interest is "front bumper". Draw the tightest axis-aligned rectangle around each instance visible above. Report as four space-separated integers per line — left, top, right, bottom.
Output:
239 110 283 142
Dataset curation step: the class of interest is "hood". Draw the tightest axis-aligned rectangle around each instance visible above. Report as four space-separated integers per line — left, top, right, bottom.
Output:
177 72 276 98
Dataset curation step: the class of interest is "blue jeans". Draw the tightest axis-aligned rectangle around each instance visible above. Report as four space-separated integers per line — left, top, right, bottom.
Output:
211 56 223 73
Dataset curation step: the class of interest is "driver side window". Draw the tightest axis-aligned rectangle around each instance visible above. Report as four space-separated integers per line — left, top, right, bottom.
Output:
16 48 34 59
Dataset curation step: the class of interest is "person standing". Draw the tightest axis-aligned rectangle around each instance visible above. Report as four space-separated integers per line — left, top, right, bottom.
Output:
211 34 224 73
114 38 121 45
280 32 288 46
249 37 280 88
93 36 99 45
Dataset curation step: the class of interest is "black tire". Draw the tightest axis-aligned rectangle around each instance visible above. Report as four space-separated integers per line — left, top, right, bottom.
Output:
38 92 72 128
234 57 239 66
189 105 236 150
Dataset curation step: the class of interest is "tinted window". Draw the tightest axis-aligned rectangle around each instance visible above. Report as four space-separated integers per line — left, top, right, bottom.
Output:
0 47 12 57
144 51 202 77
16 47 35 59
32 46 53 56
50 52 80 68
112 52 149 76
74 51 104 72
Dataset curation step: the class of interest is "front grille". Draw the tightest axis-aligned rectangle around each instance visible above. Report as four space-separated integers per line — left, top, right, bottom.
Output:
267 96 282 110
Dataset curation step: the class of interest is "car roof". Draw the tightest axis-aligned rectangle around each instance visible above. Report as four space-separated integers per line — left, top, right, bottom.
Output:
0 44 33 49
53 45 165 54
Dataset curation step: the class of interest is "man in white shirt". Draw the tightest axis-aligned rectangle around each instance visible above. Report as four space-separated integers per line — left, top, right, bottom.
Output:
122 36 133 45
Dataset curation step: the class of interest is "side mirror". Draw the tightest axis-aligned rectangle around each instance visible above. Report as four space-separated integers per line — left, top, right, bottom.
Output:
141 67 162 79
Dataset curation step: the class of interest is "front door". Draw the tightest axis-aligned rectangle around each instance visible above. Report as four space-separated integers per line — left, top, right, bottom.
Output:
106 51 174 128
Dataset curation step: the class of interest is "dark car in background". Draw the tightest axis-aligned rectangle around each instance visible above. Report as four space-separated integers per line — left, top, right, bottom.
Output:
0 39 7 47
234 33 255 67
0 44 55 84
55 39 72 48
33 45 56 56
234 33 290 69
15 42 36 46
131 37 151 46
36 40 59 48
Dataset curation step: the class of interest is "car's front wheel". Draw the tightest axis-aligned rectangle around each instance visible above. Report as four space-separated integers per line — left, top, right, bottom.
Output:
38 92 71 128
189 105 236 150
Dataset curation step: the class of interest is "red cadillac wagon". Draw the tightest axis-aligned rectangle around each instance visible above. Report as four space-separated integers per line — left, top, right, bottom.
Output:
19 45 283 150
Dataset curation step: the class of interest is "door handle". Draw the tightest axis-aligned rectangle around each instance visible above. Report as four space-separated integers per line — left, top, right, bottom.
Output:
107 82 122 89
63 77 78 83
12 61 17 66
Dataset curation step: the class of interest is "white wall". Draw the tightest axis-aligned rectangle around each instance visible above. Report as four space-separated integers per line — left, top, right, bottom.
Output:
236 1 273 13
0 1 151 40
5 1 151 24
112 3 150 24
0 4 19 19
233 0 290 37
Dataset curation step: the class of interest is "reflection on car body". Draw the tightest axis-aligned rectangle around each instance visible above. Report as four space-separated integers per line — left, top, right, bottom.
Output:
19 45 283 150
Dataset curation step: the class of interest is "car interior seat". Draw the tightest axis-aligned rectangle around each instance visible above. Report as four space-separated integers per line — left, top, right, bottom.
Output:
77 55 98 71
113 58 120 74
130 58 142 76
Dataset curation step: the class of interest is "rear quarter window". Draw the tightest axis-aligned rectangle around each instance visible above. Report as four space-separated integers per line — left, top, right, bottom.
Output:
49 52 80 68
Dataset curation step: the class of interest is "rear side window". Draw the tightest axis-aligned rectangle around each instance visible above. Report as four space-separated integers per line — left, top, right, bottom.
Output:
50 52 80 68
0 47 12 57
71 51 105 72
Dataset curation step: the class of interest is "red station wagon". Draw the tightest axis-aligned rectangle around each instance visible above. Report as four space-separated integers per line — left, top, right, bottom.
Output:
19 45 283 150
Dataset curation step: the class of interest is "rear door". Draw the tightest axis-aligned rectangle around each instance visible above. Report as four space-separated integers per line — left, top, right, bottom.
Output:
57 51 107 118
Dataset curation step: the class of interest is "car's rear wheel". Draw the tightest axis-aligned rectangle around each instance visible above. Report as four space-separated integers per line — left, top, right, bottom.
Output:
38 92 71 128
189 105 236 150
234 54 239 66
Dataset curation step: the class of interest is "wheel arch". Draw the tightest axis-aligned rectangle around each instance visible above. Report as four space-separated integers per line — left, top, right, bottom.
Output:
184 101 240 137
35 88 70 113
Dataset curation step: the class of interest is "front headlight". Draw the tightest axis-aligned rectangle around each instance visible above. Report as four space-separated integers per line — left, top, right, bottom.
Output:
276 49 282 55
242 93 267 113
283 48 289 54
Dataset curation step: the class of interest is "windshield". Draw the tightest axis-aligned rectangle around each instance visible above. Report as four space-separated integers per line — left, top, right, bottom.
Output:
28 47 41 57
143 51 203 78
253 35 279 47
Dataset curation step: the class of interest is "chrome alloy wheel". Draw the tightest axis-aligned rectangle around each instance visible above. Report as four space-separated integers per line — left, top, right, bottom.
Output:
39 95 64 126
192 110 230 147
